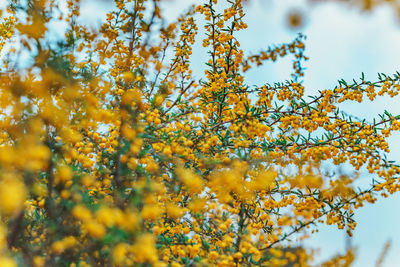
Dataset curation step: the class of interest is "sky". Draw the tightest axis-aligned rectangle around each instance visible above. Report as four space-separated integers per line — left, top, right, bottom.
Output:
4 0 400 266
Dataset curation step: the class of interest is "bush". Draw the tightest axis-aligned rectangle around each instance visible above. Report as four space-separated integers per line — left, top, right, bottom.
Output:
0 0 399 266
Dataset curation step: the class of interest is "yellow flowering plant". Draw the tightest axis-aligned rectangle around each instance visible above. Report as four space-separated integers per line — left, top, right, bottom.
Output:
0 0 398 266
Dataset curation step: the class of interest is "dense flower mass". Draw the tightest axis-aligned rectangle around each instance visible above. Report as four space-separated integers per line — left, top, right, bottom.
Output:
0 0 399 266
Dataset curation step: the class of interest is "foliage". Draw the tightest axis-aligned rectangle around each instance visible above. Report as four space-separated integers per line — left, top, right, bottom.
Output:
0 0 398 266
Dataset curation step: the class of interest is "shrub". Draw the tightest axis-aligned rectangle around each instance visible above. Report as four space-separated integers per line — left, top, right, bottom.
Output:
0 0 398 266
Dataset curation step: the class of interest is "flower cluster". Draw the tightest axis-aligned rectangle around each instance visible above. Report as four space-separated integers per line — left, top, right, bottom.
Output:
0 0 397 266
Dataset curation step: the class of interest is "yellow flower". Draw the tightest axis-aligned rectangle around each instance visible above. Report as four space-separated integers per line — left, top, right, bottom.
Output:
118 211 139 231
52 241 65 254
122 72 134 83
132 234 158 263
166 204 185 219
84 220 106 239
0 257 17 267
154 95 164 106
32 182 47 198
72 205 92 221
175 166 204 194
0 177 27 215
208 250 219 260
0 223 6 249
188 198 207 213
96 206 117 227
145 159 159 173
33 256 45 267
113 243 128 266
234 252 243 260
141 204 162 220
250 169 277 191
